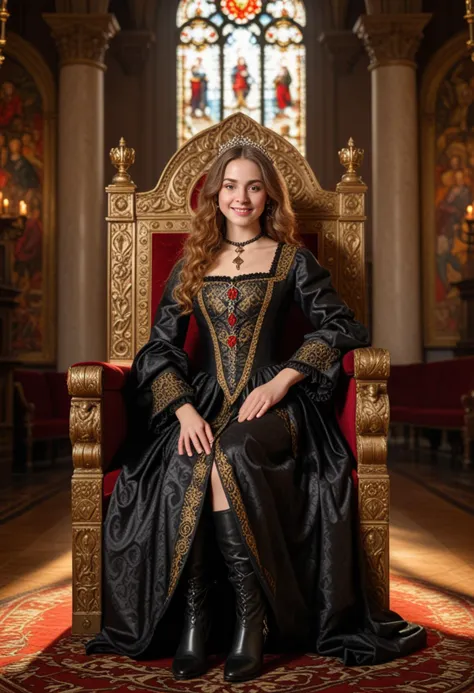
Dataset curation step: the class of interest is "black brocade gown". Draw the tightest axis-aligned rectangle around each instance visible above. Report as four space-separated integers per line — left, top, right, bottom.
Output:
86 242 426 664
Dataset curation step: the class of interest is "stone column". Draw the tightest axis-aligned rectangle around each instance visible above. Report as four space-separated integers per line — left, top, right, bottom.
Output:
44 13 119 371
354 13 430 364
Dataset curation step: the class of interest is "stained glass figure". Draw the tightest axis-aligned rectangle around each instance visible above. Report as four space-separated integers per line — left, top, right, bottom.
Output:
177 0 306 154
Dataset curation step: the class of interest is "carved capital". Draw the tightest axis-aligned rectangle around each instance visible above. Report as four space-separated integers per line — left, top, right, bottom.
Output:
43 13 120 70
112 29 155 76
353 13 431 70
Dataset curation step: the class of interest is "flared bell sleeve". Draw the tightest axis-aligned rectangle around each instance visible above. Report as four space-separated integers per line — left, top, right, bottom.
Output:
129 258 194 432
284 247 370 402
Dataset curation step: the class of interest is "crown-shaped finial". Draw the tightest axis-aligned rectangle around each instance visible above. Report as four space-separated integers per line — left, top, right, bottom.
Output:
218 135 273 163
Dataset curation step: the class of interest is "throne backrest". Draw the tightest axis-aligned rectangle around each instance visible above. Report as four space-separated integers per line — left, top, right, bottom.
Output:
106 113 367 365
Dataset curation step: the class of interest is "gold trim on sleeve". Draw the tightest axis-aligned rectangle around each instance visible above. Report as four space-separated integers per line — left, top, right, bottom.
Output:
151 370 193 415
291 340 340 373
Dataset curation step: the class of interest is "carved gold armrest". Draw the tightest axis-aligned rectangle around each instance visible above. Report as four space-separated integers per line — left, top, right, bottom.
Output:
68 364 104 636
354 347 390 610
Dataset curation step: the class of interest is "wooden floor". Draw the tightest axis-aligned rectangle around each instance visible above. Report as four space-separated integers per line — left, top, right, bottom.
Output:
1 460 474 603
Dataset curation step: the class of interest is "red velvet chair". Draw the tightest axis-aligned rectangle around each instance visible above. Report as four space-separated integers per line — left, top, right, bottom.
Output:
68 114 390 636
14 369 70 470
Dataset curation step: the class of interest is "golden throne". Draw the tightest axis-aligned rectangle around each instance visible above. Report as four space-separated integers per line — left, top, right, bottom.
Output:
68 113 390 636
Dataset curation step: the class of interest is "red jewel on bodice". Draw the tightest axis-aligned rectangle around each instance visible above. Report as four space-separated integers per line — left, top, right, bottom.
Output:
227 335 237 348
228 312 237 327
227 287 239 300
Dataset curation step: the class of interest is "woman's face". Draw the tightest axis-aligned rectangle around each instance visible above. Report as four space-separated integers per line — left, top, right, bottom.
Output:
217 157 267 229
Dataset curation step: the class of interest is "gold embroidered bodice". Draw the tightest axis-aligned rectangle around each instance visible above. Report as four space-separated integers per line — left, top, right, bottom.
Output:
194 242 296 405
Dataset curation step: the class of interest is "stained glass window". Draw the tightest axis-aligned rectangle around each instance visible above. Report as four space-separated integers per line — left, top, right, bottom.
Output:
177 0 306 155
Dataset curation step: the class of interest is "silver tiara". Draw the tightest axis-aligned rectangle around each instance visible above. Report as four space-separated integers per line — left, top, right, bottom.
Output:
217 135 273 163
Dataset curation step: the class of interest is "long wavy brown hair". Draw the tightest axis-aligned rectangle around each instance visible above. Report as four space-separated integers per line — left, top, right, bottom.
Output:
173 144 302 314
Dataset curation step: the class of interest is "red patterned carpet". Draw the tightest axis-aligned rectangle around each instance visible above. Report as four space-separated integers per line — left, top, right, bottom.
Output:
1 576 474 693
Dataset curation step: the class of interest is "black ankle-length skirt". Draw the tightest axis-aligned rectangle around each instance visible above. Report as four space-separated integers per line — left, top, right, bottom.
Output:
85 366 426 664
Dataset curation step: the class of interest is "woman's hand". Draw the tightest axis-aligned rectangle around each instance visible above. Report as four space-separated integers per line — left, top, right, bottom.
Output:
175 403 214 457
238 368 306 423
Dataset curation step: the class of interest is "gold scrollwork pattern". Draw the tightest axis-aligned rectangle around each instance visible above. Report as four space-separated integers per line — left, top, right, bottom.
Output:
69 365 105 635
151 371 194 415
70 400 102 446
354 346 390 381
359 478 389 523
354 346 390 610
214 440 276 595
73 527 101 614
167 452 209 597
198 244 298 405
136 113 325 216
137 220 152 352
291 340 340 373
360 525 389 609
341 193 364 217
339 220 364 323
72 478 102 523
68 365 103 398
110 222 134 361
110 193 133 218
356 383 389 438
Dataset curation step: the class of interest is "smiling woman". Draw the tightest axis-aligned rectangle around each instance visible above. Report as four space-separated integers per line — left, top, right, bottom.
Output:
85 135 426 684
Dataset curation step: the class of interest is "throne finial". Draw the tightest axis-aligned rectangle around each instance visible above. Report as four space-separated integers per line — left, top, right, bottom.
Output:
110 137 136 185
338 137 364 184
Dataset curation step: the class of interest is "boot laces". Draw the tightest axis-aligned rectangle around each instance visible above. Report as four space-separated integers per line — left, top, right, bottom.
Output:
185 576 206 625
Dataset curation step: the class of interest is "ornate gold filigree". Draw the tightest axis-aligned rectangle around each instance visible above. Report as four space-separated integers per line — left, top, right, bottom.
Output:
290 340 340 373
73 526 101 634
359 478 389 522
136 113 323 215
354 347 390 381
167 452 209 596
136 220 152 352
339 221 364 320
198 245 297 405
214 440 276 595
68 365 103 398
69 365 105 635
354 346 390 609
109 222 134 360
360 525 389 609
356 383 389 438
110 193 134 218
72 478 102 523
341 192 365 217
70 400 101 445
151 371 193 415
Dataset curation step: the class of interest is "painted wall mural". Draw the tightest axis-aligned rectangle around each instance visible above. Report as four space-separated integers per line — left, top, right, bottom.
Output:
0 38 55 364
422 40 474 348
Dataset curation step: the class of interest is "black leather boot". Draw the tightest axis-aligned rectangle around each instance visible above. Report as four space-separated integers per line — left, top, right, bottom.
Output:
172 509 211 680
214 508 266 683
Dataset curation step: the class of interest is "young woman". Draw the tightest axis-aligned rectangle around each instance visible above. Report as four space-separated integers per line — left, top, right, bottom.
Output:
86 137 426 682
